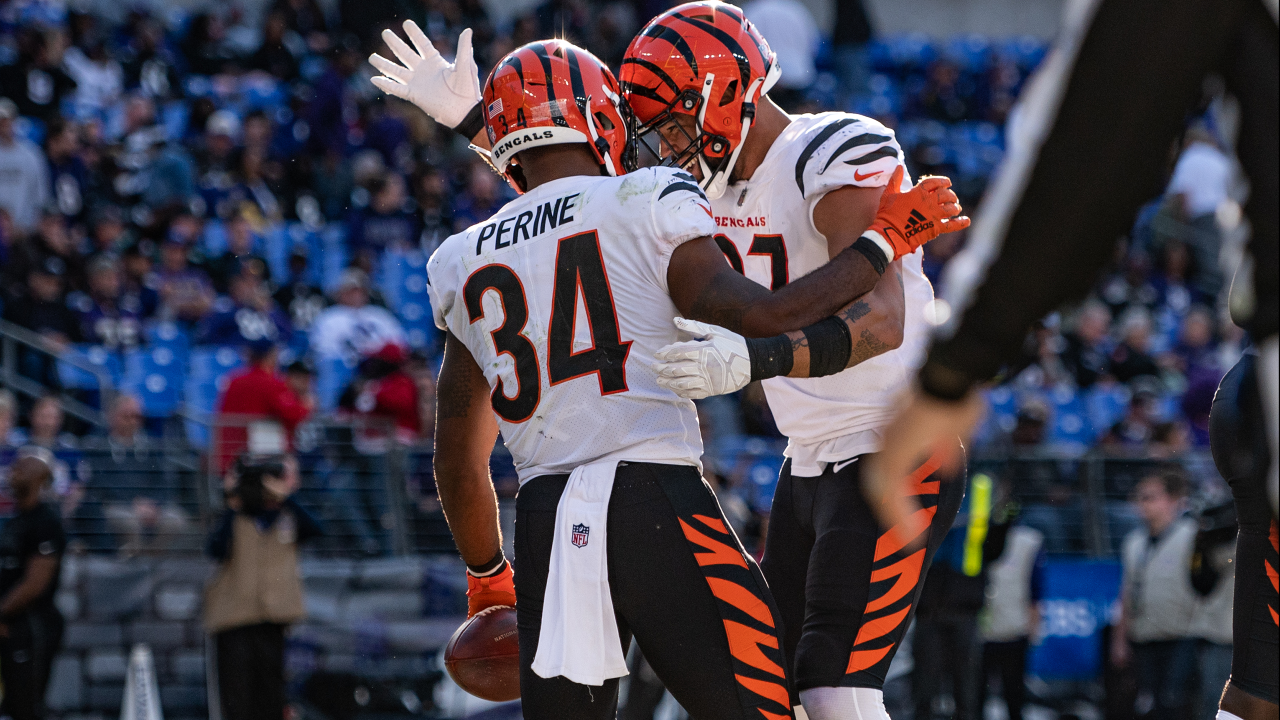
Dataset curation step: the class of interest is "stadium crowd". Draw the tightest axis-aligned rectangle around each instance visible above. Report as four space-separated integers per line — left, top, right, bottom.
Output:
0 0 1246 560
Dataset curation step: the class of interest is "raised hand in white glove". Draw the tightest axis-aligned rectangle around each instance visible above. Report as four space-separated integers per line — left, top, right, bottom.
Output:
369 22 482 133
652 317 752 400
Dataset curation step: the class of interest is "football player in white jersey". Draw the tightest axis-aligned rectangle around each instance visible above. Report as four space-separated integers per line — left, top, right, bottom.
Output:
372 26 967 720
615 5 969 719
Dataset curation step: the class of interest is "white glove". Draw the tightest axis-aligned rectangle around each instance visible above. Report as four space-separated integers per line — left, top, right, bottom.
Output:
369 22 481 131
652 317 751 400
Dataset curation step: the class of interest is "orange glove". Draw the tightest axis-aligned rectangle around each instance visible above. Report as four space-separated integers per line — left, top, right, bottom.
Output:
466 560 516 617
864 166 970 261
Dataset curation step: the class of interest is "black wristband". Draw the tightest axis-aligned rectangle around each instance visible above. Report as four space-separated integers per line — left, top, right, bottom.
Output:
803 316 854 377
746 334 793 382
850 236 888 275
453 102 485 141
917 359 977 402
466 550 507 577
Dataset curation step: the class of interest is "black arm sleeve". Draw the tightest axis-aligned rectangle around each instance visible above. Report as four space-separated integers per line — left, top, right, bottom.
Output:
922 0 1277 399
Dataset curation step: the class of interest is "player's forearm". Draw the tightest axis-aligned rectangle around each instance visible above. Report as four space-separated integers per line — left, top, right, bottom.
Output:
689 247 882 339
434 452 503 566
749 264 904 379
434 333 503 566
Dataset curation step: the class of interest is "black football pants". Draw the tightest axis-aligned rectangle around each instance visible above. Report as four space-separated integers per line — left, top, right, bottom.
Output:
515 462 793 720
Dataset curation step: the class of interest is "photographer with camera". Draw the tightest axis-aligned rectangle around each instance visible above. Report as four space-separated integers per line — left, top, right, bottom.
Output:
204 454 322 720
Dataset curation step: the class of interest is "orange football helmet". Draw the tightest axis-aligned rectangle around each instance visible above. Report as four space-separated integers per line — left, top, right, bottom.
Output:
620 1 780 199
483 40 637 193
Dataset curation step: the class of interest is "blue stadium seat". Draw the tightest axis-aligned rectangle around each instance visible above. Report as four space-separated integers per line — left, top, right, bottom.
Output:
977 385 1020 442
943 34 992 73
189 346 245 392
182 379 222 447
1046 384 1094 449
58 344 123 390
146 321 191 364
123 346 186 416
745 456 784 513
1086 384 1131 433
398 299 438 350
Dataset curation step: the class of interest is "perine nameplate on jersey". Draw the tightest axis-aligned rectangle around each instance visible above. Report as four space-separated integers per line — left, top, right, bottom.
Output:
475 192 581 255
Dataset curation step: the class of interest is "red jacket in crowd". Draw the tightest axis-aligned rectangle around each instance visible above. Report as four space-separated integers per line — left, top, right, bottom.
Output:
215 365 311 471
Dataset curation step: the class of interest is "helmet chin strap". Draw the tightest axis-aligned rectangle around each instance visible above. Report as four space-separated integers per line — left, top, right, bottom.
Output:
584 95 618 177
703 75 767 201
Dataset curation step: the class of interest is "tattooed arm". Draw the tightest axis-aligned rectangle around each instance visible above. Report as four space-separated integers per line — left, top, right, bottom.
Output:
780 262 905 378
433 331 503 566
667 235 885 338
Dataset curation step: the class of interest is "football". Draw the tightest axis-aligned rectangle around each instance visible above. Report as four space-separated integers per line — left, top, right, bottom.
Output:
443 605 521 701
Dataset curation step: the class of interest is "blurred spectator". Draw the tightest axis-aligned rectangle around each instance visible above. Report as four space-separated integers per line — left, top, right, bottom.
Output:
1188 500 1236 720
205 454 321 720
273 246 327 333
913 475 1008 720
1061 301 1113 388
119 17 180 99
0 97 50 236
196 110 242 215
204 214 271 293
309 269 406 363
831 0 874 98
347 172 420 263
3 258 80 388
62 35 123 113
180 13 235 76
86 394 190 554
43 119 90 223
306 40 360 158
1113 471 1198 720
1150 240 1206 316
0 452 66 720
1103 386 1162 450
83 204 131 266
119 242 161 320
978 513 1044 720
72 255 143 350
1164 305 1219 379
250 10 301 81
451 162 505 232
1163 128 1232 297
0 28 77 122
414 166 454 252
273 0 330 49
349 343 421 447
742 0 818 110
215 339 314 472
113 94 195 209
198 273 292 348
156 237 216 326
13 210 86 293
1110 308 1161 384
24 396 88 508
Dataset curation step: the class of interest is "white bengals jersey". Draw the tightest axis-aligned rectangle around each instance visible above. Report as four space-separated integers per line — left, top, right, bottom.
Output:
427 168 716 482
712 112 935 475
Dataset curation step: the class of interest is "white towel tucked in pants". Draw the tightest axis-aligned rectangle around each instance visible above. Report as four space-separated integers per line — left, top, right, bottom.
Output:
531 459 629 686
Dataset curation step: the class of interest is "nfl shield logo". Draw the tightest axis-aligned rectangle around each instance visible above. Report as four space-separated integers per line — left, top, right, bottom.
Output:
571 524 590 548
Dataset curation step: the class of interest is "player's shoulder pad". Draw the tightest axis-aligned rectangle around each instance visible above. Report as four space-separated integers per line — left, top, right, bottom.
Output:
793 112 902 198
652 166 710 205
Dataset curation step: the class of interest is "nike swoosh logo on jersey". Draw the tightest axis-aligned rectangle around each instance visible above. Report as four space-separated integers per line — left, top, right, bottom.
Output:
831 458 860 474
853 170 882 182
